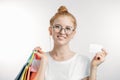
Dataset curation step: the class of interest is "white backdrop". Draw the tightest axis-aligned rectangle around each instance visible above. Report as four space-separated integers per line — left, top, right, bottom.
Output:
0 0 120 80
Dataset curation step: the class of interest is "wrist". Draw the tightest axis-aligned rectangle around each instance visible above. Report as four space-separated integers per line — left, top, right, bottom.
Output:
40 59 48 66
91 65 97 70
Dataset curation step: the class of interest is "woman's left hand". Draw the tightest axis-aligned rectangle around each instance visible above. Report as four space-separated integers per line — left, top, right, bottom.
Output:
91 48 108 68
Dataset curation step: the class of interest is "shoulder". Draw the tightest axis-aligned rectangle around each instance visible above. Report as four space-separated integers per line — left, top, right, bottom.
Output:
77 54 90 61
75 53 90 64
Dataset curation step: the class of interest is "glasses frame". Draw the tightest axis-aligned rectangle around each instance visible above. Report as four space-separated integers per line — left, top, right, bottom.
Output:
52 24 75 35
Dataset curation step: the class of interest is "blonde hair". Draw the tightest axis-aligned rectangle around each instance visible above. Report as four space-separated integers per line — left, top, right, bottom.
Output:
50 6 77 28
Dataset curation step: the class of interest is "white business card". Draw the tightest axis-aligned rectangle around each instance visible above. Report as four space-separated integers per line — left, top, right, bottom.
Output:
89 44 103 53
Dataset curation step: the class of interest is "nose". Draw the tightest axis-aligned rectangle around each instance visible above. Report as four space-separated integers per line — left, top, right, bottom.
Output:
59 28 66 34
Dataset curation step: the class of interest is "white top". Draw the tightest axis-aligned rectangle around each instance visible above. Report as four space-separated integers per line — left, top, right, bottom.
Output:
31 52 90 80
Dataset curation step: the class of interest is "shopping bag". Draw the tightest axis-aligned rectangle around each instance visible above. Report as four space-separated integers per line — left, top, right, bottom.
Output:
20 64 29 80
15 51 35 80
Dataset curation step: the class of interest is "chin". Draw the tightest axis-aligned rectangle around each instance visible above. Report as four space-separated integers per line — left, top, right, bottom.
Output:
53 35 69 46
55 40 68 46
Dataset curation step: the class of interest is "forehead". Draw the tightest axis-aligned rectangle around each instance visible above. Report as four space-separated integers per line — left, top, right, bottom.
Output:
53 16 74 27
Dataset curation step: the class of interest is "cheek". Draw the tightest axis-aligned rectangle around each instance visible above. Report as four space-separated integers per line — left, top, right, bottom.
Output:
67 36 73 41
68 34 74 39
51 32 57 39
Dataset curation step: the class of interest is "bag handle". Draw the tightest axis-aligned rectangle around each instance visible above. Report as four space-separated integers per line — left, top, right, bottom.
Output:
27 50 35 66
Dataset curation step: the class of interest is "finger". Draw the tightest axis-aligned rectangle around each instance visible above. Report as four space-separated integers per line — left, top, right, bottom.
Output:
96 55 101 60
37 48 45 53
33 50 44 54
99 52 105 57
101 48 108 56
34 46 41 50
33 47 42 53
97 57 100 60
35 47 41 51
95 53 103 60
96 50 106 58
97 53 106 62
34 52 42 60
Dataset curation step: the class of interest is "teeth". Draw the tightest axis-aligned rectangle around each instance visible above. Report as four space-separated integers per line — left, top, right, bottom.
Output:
57 36 65 39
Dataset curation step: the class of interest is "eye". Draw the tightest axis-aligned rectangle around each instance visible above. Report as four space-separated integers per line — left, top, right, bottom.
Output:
54 25 61 29
65 27 72 31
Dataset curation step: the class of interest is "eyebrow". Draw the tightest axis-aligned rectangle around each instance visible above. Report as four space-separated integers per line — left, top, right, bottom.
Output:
54 24 73 28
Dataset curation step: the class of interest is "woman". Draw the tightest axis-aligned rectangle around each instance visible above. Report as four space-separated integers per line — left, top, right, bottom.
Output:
30 6 107 80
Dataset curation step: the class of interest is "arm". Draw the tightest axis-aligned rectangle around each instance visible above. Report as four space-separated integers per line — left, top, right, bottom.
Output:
30 47 48 80
89 48 107 80
82 67 97 80
30 59 47 80
88 66 97 80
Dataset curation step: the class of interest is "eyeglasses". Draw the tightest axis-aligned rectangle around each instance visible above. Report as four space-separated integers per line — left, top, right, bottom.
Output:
53 24 75 34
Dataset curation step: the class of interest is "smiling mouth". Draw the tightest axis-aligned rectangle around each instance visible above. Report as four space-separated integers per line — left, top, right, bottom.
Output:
57 35 66 40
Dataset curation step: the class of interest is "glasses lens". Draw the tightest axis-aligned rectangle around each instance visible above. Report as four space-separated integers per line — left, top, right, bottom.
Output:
65 27 74 34
53 24 74 34
53 25 62 32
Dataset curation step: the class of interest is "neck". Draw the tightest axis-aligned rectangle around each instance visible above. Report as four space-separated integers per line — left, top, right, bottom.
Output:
51 44 72 58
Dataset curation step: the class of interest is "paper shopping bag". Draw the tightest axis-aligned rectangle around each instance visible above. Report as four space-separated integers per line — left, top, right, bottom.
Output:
21 64 29 80
15 51 34 80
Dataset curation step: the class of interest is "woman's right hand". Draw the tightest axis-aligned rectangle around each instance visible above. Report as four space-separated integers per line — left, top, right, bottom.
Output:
33 47 48 65
30 47 48 80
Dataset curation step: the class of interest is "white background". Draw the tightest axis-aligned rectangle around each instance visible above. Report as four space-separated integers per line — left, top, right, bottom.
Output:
0 0 120 80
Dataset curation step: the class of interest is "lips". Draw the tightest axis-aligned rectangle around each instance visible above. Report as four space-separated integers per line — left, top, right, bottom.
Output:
57 35 66 40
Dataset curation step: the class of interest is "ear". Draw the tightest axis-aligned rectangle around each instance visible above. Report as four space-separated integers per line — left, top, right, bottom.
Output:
48 26 52 36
